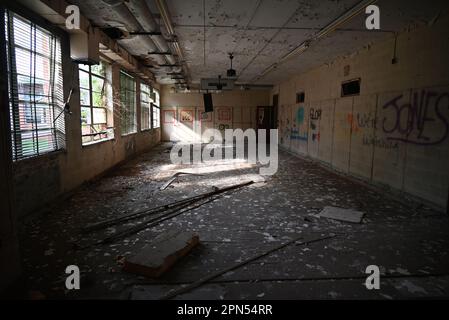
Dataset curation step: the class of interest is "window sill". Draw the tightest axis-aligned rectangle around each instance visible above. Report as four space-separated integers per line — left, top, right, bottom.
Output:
82 138 115 148
13 149 66 166
121 132 137 137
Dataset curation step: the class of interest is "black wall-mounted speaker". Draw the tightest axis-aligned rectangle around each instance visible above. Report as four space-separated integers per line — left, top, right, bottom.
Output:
204 93 213 112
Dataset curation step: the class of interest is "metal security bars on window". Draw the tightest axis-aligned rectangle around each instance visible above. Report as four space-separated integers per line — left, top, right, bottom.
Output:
120 71 136 135
5 10 65 161
79 62 114 145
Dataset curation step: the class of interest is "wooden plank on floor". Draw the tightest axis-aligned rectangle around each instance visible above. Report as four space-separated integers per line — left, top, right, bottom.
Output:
123 231 200 278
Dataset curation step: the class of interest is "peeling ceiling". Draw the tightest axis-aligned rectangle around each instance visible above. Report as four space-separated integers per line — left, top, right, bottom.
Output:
70 0 449 86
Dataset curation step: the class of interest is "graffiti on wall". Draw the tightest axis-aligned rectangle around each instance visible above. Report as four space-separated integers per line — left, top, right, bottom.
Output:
382 90 449 146
297 107 305 124
346 112 401 150
357 112 377 129
362 134 399 150
310 121 320 142
291 128 308 141
344 90 449 148
291 106 308 141
310 108 322 121
309 108 322 143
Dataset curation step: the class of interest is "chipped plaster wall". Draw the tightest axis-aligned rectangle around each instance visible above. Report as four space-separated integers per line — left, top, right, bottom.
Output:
160 87 270 142
13 38 161 218
272 15 449 211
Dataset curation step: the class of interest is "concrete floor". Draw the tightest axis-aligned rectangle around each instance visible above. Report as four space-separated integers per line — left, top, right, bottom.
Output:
19 143 449 300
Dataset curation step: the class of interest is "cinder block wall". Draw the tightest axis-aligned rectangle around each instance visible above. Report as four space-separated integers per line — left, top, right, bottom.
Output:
13 42 161 218
272 15 449 211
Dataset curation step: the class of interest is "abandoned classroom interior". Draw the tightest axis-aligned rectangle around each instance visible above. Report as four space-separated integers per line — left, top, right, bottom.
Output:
1 0 449 300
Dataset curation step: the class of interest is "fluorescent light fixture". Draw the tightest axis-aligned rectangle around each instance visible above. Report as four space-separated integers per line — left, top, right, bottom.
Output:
280 40 311 63
252 0 377 82
315 0 378 40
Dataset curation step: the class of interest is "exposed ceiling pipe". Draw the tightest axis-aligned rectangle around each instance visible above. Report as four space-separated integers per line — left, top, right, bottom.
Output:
155 0 191 87
251 0 378 83
126 0 176 66
107 1 167 67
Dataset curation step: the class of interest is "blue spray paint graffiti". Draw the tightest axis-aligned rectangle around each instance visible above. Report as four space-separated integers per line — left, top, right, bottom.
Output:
291 128 308 141
291 106 308 141
297 107 305 124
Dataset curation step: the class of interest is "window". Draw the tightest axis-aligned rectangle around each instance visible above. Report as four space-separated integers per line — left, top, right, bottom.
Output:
296 92 305 103
120 71 136 135
140 83 151 131
273 94 279 108
5 10 65 161
341 79 361 97
79 61 114 145
152 88 160 129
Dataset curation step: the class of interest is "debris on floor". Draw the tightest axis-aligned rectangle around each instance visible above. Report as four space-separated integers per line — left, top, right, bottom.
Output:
159 177 178 191
123 231 200 278
160 233 337 300
159 172 204 191
77 181 255 249
16 144 449 300
317 206 365 224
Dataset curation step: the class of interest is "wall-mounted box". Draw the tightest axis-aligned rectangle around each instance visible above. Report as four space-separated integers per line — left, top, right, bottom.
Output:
70 27 100 65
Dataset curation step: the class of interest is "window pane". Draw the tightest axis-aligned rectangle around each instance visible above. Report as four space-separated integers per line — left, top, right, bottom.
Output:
152 106 160 128
79 64 89 71
120 71 136 135
91 75 104 93
93 108 106 124
141 83 151 130
35 104 52 129
35 54 51 80
155 89 160 106
92 90 103 107
81 107 91 124
6 11 65 161
91 63 105 77
80 88 90 106
79 70 90 89
15 47 32 75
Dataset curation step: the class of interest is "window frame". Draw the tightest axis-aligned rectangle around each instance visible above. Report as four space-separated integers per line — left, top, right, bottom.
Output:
152 104 161 129
341 78 361 97
120 70 137 136
152 88 161 129
5 9 66 161
296 92 305 103
140 82 152 132
79 61 114 146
